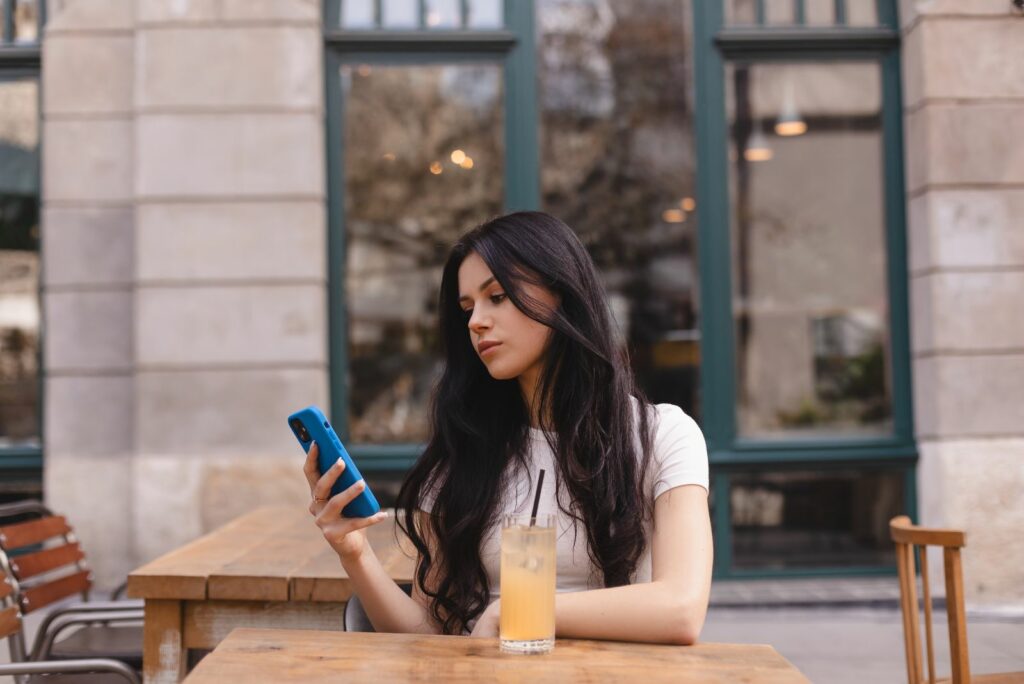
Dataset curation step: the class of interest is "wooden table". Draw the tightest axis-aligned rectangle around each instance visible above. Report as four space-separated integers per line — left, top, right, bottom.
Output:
181 628 811 683
127 506 414 683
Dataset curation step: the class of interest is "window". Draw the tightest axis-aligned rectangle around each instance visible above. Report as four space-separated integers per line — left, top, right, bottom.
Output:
693 0 915 576
323 0 538 496
0 0 44 500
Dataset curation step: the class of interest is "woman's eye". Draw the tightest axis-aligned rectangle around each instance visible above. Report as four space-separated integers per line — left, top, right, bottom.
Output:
490 293 506 305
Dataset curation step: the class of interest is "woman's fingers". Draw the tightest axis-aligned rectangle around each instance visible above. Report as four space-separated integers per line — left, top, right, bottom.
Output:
302 441 321 490
320 510 389 540
312 456 347 501
320 478 367 518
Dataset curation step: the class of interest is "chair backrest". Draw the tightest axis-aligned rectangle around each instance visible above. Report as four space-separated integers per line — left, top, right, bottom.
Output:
889 515 969 684
0 575 22 640
0 501 91 617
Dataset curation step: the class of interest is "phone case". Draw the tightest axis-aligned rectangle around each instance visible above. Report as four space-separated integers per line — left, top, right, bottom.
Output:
287 405 381 518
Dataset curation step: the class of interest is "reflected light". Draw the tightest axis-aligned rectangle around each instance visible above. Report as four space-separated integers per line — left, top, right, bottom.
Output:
357 64 372 77
426 10 441 26
681 197 696 212
662 209 685 223
744 127 773 162
775 78 807 137
460 157 474 169
775 119 807 137
450 149 467 164
429 161 443 175
382 153 396 162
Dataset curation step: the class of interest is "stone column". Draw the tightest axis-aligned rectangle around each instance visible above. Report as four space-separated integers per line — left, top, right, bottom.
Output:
902 0 1024 605
131 0 327 565
41 0 329 587
42 0 137 590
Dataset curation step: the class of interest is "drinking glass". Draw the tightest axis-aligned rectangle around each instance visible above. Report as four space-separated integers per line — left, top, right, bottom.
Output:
499 514 556 654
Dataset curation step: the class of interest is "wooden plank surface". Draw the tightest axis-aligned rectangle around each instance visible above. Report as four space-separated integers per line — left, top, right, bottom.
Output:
128 508 310 600
0 515 71 549
182 600 345 650
207 509 327 601
128 507 413 603
183 629 812 683
290 516 415 602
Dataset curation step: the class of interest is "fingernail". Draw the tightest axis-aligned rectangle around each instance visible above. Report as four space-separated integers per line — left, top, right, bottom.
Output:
379 511 388 519
357 479 365 489
336 458 344 467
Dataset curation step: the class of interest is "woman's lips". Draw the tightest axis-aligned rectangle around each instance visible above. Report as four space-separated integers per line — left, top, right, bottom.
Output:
479 341 502 357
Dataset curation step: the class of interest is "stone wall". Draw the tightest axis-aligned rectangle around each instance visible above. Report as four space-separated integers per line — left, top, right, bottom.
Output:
42 0 327 588
901 0 1024 604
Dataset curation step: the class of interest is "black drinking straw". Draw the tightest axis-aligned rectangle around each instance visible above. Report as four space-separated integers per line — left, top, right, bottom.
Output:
529 469 546 526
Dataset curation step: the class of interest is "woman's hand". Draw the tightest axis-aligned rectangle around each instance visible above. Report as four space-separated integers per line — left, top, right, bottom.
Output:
469 599 500 638
304 441 388 563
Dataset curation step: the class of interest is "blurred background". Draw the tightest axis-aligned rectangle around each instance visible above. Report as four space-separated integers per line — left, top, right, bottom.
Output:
0 0 1021 614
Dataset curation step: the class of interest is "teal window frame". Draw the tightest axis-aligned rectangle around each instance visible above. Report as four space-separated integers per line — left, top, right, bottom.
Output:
0 0 45 480
322 1 539 471
693 1 917 577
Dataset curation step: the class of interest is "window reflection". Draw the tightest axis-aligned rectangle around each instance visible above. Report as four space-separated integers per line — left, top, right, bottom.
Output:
539 0 701 420
727 0 878 27
341 63 504 442
0 78 41 448
14 0 39 43
731 469 904 569
727 62 892 439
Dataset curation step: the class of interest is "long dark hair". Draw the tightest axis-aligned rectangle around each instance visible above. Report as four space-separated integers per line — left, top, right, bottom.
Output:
395 211 654 634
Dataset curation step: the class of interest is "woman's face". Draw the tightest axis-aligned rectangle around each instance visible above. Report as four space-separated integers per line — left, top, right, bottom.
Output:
457 251 556 382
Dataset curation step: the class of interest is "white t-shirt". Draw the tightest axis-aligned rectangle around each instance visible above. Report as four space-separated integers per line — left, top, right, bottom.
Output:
480 402 708 601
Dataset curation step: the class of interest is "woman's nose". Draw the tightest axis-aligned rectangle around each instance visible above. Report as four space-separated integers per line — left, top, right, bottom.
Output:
468 308 491 333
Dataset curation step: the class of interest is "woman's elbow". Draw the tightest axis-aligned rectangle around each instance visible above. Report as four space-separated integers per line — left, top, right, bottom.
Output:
667 600 707 645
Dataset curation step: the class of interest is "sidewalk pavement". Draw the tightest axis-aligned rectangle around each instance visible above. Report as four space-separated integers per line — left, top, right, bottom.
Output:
705 577 1024 683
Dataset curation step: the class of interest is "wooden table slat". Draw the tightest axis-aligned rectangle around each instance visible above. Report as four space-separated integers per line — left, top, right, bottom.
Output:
182 628 812 683
128 507 302 600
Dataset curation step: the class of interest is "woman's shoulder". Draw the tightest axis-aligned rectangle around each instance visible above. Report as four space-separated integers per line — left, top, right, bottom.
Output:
635 399 709 495
630 396 703 443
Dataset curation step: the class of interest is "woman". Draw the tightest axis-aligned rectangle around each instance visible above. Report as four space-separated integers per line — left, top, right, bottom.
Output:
304 211 712 644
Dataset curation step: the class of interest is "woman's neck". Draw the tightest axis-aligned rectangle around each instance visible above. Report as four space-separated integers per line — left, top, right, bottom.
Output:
518 366 549 430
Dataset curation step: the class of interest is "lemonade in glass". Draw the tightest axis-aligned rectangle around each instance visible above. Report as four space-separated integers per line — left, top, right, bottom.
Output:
499 514 556 654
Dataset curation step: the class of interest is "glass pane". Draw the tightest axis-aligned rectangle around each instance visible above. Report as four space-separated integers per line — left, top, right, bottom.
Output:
382 0 418 29
425 0 460 28
340 0 376 29
0 78 41 449
805 0 836 25
14 0 39 43
765 0 794 25
726 62 892 439
341 62 504 442
467 0 503 29
845 1 878 26
730 468 905 569
726 0 756 24
539 0 701 421
727 0 874 26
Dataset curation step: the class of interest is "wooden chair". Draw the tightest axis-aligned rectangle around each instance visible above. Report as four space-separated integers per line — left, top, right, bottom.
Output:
1 573 140 682
889 515 1024 684
0 500 143 670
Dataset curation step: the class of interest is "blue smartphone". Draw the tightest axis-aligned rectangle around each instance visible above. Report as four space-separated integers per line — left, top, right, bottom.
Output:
287 405 381 518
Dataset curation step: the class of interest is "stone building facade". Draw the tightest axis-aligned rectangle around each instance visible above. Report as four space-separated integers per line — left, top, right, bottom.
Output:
22 0 1024 605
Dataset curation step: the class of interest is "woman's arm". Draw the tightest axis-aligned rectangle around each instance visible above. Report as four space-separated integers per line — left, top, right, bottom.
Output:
554 484 712 644
340 510 442 635
304 443 440 634
472 484 712 644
